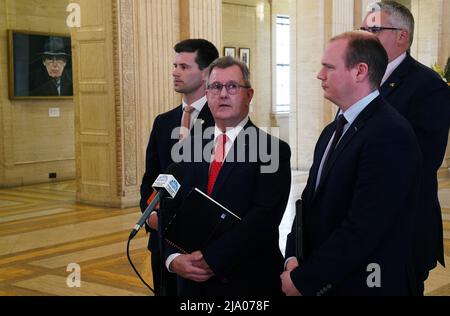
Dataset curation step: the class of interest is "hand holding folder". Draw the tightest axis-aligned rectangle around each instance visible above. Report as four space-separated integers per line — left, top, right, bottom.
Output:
164 188 241 254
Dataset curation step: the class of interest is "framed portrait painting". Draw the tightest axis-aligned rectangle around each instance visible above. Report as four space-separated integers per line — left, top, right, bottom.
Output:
8 30 73 99
239 48 250 68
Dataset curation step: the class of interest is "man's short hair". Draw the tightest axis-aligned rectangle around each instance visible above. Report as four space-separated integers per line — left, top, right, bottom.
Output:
331 31 388 88
207 56 252 88
174 39 219 70
373 1 415 46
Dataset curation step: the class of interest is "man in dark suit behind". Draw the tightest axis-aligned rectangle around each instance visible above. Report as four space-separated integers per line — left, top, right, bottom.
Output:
165 56 291 296
362 1 450 295
140 39 218 296
282 31 422 296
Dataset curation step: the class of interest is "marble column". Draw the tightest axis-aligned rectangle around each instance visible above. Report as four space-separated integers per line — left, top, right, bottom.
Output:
179 0 222 49
289 0 331 170
72 0 223 207
411 0 450 177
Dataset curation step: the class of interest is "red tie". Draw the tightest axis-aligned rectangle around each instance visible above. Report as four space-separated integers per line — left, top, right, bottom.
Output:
207 134 228 196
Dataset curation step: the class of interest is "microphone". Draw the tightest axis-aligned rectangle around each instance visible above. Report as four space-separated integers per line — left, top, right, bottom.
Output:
129 163 183 240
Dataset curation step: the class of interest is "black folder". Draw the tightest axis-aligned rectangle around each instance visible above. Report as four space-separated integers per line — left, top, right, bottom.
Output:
295 199 304 261
164 187 241 254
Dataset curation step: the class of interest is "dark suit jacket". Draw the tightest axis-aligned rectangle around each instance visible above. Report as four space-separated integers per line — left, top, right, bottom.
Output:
166 120 292 296
31 71 73 96
139 103 214 251
286 96 422 296
380 54 450 274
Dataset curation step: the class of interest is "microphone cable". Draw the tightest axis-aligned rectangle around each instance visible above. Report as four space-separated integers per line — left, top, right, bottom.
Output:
126 235 155 295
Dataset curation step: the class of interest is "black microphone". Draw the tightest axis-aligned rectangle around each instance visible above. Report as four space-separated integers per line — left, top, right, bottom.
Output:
129 163 183 240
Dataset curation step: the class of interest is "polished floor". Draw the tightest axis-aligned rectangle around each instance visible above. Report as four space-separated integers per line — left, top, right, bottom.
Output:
0 172 449 296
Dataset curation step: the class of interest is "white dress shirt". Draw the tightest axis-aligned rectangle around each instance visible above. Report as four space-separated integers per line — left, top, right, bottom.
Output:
381 52 407 86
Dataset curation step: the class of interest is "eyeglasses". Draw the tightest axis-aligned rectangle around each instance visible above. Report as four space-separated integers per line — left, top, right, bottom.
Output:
360 26 402 34
43 57 67 65
207 81 250 95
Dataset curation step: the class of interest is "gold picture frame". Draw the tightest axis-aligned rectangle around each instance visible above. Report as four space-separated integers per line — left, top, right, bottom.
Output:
224 47 236 58
239 48 250 68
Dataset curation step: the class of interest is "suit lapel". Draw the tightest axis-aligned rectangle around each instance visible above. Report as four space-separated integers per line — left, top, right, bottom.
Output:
198 133 214 193
190 102 215 138
168 104 183 149
380 54 412 99
307 125 334 201
314 97 381 198
197 103 214 126
208 120 253 198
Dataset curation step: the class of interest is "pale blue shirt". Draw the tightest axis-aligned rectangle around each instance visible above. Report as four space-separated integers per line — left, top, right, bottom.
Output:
285 90 380 270
315 90 380 191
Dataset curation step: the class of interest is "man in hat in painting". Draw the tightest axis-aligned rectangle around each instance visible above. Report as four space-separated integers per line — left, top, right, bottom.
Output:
31 36 73 96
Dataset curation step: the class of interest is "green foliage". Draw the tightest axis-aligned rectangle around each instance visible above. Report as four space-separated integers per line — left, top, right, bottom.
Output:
432 58 450 83
445 57 450 83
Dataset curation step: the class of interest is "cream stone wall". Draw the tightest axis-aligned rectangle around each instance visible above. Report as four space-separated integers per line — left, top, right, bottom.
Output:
271 0 289 144
289 0 331 171
72 0 179 206
0 0 74 187
181 0 222 45
0 1 6 185
333 0 354 35
72 0 222 207
222 0 272 128
441 0 450 67
410 0 450 175
411 0 442 67
137 0 181 193
410 0 449 68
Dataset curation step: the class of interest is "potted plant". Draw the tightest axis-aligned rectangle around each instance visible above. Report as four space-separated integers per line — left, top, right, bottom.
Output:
445 57 450 84
432 57 450 85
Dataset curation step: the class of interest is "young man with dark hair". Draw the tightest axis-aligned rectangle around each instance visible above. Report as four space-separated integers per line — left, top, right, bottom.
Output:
140 38 219 296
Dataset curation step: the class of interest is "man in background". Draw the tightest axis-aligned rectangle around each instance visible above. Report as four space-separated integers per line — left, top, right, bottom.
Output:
362 1 450 294
140 39 218 296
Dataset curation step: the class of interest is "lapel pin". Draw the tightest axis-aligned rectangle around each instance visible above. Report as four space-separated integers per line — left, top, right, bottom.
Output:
389 83 396 88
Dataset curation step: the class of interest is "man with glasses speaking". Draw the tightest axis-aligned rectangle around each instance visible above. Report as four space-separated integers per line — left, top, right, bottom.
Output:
361 1 450 295
32 36 73 96
165 56 291 296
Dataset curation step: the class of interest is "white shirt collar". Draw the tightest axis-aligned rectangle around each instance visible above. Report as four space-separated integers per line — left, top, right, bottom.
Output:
182 95 207 112
213 116 249 144
381 52 407 86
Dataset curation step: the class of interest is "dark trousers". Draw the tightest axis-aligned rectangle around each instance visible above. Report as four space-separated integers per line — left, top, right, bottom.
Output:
151 249 177 296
